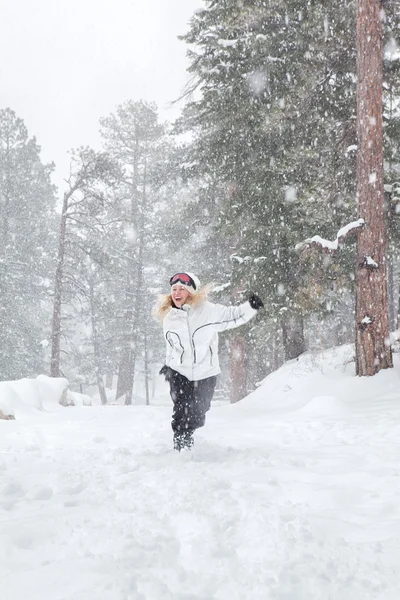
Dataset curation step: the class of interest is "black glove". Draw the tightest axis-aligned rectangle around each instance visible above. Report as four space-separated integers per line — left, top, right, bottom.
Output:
249 292 264 310
159 365 173 381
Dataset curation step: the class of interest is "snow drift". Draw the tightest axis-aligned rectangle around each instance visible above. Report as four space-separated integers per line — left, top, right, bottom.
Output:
1 345 400 599
0 375 92 419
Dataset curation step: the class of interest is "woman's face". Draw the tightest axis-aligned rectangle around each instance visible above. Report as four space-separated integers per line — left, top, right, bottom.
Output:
171 285 190 308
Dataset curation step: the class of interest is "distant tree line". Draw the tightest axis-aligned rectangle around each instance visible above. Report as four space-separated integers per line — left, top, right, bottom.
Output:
0 0 399 398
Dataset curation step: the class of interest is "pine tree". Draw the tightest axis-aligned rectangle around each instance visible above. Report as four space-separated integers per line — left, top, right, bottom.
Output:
0 108 56 380
178 0 400 380
100 100 165 404
50 147 119 379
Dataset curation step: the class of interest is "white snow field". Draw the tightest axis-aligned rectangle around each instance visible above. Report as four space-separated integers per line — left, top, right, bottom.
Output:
1 345 400 600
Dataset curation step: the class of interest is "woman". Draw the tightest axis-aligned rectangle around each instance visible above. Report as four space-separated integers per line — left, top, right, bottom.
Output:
154 272 264 451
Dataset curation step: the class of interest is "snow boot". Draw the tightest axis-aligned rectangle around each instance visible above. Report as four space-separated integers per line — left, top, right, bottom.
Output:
173 432 194 452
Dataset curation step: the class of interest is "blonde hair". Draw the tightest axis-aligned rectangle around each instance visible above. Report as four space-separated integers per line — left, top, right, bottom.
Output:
153 283 214 322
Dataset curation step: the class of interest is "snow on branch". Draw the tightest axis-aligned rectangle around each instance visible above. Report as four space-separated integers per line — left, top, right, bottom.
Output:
217 38 239 47
296 219 365 252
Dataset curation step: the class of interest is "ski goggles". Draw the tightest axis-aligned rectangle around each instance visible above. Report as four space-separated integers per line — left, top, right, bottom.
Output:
169 273 197 290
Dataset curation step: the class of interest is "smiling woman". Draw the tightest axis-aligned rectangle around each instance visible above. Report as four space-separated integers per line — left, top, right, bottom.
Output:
170 285 190 309
154 272 264 451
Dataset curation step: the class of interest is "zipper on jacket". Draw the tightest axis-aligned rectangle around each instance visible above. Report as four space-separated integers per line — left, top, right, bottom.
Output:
166 331 184 364
185 314 196 378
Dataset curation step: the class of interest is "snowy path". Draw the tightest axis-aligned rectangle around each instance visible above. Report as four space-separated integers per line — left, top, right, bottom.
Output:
1 376 400 599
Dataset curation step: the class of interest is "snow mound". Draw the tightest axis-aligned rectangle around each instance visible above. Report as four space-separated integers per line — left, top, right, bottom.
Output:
294 395 351 417
0 375 92 419
36 375 69 406
0 379 46 419
2 343 400 599
66 390 92 407
0 384 21 419
234 344 400 419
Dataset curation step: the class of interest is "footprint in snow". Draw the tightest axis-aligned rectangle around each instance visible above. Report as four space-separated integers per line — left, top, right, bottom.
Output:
2 481 25 498
0 481 25 510
64 480 87 496
29 485 54 501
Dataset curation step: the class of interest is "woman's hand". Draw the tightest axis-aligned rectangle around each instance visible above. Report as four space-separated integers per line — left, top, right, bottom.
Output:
248 292 264 310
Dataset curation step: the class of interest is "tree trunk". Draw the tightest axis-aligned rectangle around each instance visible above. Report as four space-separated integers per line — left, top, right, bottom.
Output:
50 191 69 377
124 223 144 405
116 135 140 405
272 335 279 372
115 344 132 402
386 253 396 332
281 315 305 361
355 0 392 375
144 328 150 406
96 375 108 406
125 137 147 405
229 333 247 403
105 372 113 389
89 278 108 405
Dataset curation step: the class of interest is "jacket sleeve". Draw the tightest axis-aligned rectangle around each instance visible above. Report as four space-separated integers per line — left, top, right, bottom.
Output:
207 300 258 332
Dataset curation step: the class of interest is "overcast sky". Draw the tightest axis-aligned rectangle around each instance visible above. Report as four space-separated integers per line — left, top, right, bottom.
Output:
0 0 202 191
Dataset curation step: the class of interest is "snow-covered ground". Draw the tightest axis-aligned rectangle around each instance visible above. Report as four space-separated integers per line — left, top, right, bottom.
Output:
1 345 400 600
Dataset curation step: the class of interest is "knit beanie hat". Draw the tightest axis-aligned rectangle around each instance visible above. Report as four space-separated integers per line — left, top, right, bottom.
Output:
169 272 201 295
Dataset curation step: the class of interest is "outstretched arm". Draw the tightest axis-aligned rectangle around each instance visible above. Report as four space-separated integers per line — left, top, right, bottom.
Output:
208 293 263 332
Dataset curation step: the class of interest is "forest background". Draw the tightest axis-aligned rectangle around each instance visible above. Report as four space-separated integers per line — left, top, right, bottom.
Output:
1 0 400 404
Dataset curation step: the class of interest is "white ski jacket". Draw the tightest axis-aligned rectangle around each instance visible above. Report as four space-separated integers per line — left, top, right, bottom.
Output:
163 299 258 381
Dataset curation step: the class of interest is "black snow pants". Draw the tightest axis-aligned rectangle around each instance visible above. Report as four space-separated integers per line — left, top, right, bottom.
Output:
162 367 217 436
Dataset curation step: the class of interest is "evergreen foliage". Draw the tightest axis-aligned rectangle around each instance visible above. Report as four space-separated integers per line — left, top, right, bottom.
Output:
176 0 400 342
2 0 400 390
0 108 57 379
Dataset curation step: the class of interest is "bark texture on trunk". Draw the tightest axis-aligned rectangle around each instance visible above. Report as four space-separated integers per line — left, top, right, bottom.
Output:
355 0 392 375
386 254 396 332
